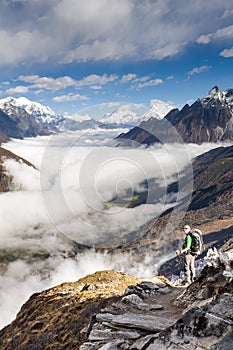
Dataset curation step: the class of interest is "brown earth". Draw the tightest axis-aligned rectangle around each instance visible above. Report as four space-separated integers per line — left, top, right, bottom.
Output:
0 270 140 350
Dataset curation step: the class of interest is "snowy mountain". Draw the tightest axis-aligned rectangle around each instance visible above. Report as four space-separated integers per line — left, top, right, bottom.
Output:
0 104 49 141
0 96 177 135
65 112 92 122
99 105 142 126
99 101 174 126
117 86 233 145
0 97 57 125
140 99 175 120
201 86 233 108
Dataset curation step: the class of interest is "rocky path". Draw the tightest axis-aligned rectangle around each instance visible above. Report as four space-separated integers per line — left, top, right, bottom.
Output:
80 256 233 350
79 278 191 349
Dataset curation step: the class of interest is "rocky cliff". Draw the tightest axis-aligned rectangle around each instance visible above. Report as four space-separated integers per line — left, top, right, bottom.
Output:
117 86 233 145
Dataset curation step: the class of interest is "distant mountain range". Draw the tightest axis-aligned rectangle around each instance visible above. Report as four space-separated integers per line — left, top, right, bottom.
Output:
0 96 174 143
117 86 233 145
1 87 233 145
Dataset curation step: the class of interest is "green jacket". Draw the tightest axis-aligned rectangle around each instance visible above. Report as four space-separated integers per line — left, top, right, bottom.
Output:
183 234 192 251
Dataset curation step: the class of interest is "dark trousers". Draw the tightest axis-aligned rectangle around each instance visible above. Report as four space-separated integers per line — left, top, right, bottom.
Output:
184 253 195 282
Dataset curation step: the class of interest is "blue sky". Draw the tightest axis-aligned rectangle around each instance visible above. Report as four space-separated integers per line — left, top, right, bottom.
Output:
0 0 233 117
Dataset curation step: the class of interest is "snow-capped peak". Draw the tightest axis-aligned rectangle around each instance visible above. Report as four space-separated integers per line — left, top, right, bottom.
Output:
99 105 140 125
98 100 175 126
0 96 56 124
201 86 233 109
64 112 92 122
141 99 175 120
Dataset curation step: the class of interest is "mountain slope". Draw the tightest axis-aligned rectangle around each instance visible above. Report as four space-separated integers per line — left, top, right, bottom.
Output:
115 145 233 262
117 86 233 145
0 270 140 349
0 105 49 142
0 147 36 192
0 97 56 125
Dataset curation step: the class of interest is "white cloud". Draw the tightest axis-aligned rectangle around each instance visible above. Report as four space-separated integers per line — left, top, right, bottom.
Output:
132 76 150 83
120 74 137 83
220 47 233 57
2 131 222 249
197 24 233 44
214 25 233 39
6 85 29 94
147 43 184 60
221 9 233 19
53 93 89 102
137 79 163 89
61 39 136 63
196 34 212 44
17 75 77 91
54 0 132 39
187 65 211 78
0 2 232 65
0 29 57 66
16 74 118 92
90 85 102 90
76 73 118 87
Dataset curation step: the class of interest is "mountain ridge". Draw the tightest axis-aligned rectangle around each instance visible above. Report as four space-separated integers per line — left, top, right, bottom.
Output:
0 96 175 136
117 86 233 145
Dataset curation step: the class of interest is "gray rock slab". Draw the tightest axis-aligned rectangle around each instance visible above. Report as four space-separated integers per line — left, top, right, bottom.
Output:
130 334 159 349
96 313 114 323
110 312 175 332
157 286 171 294
80 342 105 350
122 293 144 306
98 342 118 350
138 281 160 290
88 328 140 341
136 303 164 311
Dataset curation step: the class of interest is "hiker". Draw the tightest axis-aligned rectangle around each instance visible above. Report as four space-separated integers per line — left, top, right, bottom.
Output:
176 225 196 285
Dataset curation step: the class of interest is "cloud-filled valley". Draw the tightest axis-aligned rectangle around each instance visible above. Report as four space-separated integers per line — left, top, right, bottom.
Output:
0 128 229 329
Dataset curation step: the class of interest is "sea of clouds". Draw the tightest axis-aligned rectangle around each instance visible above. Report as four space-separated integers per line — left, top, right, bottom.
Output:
0 127 229 329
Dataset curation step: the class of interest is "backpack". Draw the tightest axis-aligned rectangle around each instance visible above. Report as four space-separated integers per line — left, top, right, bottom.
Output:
190 229 204 256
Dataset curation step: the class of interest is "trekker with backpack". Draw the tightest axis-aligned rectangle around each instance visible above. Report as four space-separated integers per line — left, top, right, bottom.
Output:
176 225 198 286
